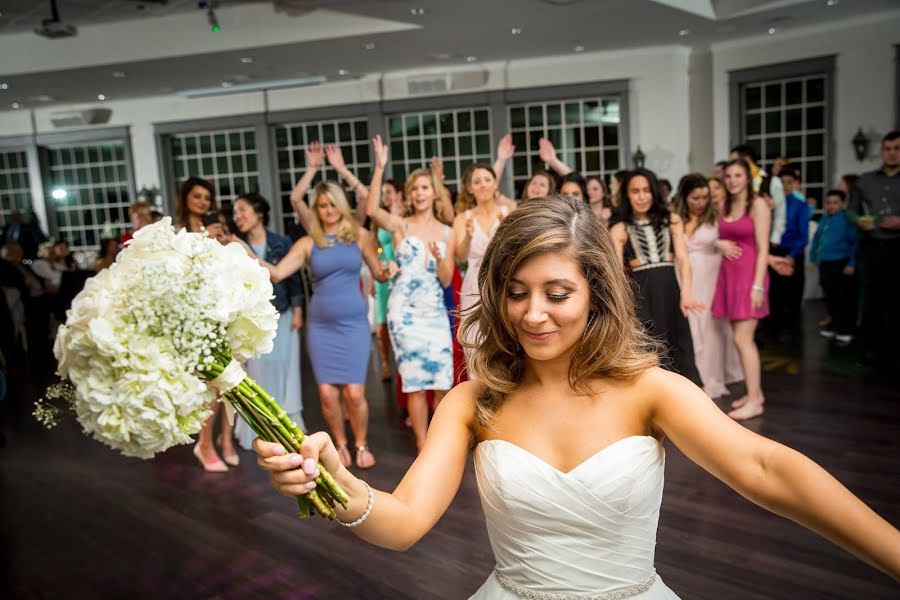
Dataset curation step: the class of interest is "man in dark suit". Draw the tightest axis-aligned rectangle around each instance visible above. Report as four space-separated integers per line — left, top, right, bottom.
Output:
1 210 47 260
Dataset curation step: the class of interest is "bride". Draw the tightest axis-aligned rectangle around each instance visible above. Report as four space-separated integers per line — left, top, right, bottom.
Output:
253 195 900 598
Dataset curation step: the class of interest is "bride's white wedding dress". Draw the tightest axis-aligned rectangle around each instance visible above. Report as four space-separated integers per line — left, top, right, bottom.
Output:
471 435 680 599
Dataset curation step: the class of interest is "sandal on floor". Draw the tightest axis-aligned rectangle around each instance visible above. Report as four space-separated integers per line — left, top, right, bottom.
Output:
355 445 376 469
336 444 352 468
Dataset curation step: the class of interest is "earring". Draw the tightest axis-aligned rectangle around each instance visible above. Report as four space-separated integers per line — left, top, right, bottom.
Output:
583 311 596 340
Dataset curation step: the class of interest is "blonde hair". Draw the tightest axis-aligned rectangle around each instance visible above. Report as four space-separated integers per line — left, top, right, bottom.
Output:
308 181 359 248
460 195 660 429
403 168 446 220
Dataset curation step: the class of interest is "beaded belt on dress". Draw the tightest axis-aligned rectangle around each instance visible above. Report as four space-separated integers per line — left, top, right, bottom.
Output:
494 569 657 600
630 262 673 273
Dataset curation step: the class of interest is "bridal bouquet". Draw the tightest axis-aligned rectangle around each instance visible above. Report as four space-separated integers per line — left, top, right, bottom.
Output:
35 218 348 519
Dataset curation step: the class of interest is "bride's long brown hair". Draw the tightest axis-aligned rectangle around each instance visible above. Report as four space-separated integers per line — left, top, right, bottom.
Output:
460 195 659 428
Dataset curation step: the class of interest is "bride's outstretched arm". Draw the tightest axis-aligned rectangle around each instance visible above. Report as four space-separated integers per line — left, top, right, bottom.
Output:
647 369 900 581
254 380 478 551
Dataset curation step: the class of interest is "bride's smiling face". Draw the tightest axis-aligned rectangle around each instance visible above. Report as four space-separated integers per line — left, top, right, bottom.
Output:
506 250 591 362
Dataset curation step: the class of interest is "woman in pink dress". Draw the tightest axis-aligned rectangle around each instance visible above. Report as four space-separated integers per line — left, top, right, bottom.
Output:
675 174 744 398
711 159 771 420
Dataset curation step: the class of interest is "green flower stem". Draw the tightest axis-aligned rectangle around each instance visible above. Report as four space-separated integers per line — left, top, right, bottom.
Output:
202 358 346 518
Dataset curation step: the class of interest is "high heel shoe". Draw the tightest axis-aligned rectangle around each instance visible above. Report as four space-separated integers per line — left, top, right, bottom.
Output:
217 434 240 467
193 444 228 473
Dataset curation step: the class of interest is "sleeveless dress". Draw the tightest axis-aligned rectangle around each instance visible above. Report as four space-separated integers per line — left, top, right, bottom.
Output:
306 235 370 384
712 214 770 321
684 224 744 398
460 207 509 374
624 220 702 386
236 241 304 449
374 227 395 326
387 223 454 392
472 436 680 599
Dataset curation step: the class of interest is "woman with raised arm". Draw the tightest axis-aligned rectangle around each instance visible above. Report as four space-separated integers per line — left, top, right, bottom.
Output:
610 168 704 386
453 164 512 374
538 137 612 224
288 142 369 231
712 159 771 420
367 135 456 451
253 180 389 469
254 195 900 598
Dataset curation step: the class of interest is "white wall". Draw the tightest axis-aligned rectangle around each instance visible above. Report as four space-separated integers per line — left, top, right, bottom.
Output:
0 45 695 191
711 10 900 182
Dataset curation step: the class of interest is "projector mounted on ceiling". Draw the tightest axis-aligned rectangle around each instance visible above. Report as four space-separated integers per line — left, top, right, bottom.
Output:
35 0 78 39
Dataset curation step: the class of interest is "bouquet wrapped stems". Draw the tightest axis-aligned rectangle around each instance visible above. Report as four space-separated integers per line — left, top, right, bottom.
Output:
200 354 349 519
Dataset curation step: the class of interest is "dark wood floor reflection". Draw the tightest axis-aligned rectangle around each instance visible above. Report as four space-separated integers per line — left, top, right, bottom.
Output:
2 302 898 599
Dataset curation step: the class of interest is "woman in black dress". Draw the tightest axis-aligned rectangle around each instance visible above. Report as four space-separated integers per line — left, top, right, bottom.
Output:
610 168 704 386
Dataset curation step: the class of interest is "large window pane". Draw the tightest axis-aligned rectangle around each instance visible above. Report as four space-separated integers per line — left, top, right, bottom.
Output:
507 97 623 199
273 117 371 233
0 150 34 228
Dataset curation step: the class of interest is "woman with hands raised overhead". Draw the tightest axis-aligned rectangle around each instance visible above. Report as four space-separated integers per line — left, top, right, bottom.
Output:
289 141 369 230
367 135 456 450
250 179 392 469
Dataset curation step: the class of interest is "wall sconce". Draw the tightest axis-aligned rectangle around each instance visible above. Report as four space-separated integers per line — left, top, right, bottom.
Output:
632 146 645 168
852 128 870 161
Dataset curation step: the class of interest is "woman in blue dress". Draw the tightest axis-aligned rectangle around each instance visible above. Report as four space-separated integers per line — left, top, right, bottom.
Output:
231 193 305 451
254 181 389 469
366 135 457 451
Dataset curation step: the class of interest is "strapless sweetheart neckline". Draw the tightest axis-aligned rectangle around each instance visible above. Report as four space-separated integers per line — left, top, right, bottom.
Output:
477 436 659 476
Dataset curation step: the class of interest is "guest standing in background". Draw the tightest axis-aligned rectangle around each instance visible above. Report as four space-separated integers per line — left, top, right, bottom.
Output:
810 190 859 345
367 135 456 451
765 164 811 344
610 168 703 386
453 164 511 374
712 159 771 420
730 144 785 249
119 201 151 246
92 238 119 271
231 193 305 451
253 181 388 469
176 177 235 472
846 130 900 369
674 174 743 398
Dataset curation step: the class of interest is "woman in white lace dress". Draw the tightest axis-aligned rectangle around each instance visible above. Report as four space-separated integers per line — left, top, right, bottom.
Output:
254 196 900 598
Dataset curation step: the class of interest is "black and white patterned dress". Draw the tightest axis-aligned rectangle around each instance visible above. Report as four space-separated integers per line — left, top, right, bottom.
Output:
624 219 702 386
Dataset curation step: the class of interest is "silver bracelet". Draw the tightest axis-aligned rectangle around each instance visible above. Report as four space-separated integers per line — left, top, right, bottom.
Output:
751 284 764 292
336 481 374 527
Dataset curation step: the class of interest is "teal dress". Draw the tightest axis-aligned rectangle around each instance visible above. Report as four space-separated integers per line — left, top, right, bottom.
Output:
374 227 395 325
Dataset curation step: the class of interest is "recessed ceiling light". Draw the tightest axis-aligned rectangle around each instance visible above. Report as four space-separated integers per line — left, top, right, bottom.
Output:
363 42 376 51
466 56 478 63
768 27 777 34
112 71 126 78
337 69 349 76
240 57 254 64
511 27 523 35
97 94 106 100
221 81 234 88
573 45 585 53
410 8 425 15
678 29 691 37
11 102 21 109
0 83 7 90
825 0 839 6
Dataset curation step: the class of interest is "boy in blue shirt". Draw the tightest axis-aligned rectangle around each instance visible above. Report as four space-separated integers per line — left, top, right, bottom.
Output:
810 190 859 343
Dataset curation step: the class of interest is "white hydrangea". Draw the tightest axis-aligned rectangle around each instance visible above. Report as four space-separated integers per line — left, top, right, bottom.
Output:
54 217 278 458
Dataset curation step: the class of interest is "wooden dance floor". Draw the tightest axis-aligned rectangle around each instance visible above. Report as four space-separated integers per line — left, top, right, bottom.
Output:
2 302 898 599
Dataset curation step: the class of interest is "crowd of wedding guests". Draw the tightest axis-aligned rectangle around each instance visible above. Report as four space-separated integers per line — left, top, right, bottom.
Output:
0 130 897 460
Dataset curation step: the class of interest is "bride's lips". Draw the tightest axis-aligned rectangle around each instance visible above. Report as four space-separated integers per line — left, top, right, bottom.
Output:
523 330 555 341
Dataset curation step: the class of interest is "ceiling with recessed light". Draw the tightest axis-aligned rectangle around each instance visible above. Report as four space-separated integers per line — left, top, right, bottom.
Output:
0 0 895 110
